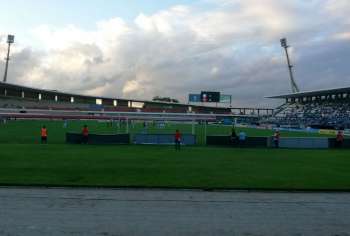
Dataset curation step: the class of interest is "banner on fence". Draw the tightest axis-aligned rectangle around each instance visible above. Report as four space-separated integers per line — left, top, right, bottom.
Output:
319 129 337 136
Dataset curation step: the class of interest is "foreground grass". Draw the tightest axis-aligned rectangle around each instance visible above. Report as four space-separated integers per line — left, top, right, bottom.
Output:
0 144 349 190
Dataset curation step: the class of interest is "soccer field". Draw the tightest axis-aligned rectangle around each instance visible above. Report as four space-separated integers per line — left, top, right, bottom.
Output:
0 120 332 145
0 144 350 190
0 120 348 190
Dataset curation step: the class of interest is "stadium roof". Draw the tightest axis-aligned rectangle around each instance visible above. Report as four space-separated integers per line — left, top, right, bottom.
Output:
0 82 233 109
0 81 131 101
266 86 350 99
0 82 274 110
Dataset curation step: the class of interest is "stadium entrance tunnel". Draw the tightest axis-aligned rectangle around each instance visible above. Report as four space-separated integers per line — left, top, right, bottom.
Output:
66 133 130 145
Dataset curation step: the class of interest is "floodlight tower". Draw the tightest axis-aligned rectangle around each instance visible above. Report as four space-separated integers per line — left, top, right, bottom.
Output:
280 38 300 93
3 35 15 83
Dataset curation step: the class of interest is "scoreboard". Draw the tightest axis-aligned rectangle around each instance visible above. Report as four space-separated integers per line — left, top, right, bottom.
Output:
188 92 231 104
200 91 220 103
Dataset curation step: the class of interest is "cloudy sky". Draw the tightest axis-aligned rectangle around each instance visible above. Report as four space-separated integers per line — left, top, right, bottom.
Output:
0 0 350 107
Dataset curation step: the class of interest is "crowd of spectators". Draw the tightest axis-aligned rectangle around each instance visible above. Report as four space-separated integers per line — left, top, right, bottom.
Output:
270 101 350 128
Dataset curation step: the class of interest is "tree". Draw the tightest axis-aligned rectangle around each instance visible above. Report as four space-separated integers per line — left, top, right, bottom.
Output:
152 96 179 103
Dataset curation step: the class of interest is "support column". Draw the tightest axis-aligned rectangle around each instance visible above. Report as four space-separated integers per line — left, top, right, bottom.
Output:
126 118 129 134
192 120 195 135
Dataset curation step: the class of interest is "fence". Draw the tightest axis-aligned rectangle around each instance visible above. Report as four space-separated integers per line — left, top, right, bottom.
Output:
66 133 130 145
207 135 349 149
206 136 268 148
267 137 329 149
133 134 196 145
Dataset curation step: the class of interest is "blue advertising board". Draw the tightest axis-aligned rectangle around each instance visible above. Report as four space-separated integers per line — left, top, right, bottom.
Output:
189 94 201 102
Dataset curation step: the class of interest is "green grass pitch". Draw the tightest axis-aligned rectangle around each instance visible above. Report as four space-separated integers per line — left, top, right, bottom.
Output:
0 119 332 145
0 120 348 190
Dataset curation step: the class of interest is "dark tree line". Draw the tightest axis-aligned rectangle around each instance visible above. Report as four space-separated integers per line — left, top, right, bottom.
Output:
152 96 179 103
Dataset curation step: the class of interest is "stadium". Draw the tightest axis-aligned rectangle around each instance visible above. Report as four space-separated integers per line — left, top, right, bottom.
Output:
1 2 350 233
0 33 350 190
1 40 350 190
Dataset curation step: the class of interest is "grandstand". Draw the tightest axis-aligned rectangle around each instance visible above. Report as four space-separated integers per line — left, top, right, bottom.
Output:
2 80 350 130
267 87 350 129
0 81 231 112
0 81 273 122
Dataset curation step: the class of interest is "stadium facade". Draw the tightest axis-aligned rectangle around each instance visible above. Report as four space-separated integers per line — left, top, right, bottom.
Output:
0 81 230 113
0 82 274 125
2 80 350 129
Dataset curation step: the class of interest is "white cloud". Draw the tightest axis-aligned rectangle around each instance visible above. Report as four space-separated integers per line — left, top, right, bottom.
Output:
123 80 141 94
333 32 350 41
325 0 350 18
1 0 350 107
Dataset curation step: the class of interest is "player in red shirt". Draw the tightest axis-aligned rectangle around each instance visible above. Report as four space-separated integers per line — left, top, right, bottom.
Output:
175 129 181 150
273 130 280 148
41 126 48 144
82 125 89 144
336 130 344 148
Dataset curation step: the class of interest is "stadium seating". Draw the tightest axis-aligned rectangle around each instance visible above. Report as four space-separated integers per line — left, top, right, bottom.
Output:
270 101 350 128
0 82 236 117
0 96 91 111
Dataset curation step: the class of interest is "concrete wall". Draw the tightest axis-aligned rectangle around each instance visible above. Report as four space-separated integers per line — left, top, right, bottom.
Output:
207 135 337 149
268 137 329 149
133 134 196 145
66 133 130 145
206 136 231 146
207 136 268 148
328 138 350 149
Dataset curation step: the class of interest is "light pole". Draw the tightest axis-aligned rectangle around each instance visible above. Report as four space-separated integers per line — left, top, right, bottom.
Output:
280 38 300 93
3 35 15 83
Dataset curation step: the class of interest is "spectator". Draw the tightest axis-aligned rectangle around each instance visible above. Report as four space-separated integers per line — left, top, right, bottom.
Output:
238 131 246 147
143 121 148 134
63 119 68 128
273 130 280 148
231 126 237 144
175 129 181 150
41 125 48 144
82 125 89 144
336 130 344 148
231 126 237 138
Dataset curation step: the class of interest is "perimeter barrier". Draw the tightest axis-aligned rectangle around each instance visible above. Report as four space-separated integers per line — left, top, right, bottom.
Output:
267 137 329 149
133 134 196 145
328 138 350 149
66 133 130 145
65 132 350 149
206 136 268 148
207 135 350 149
